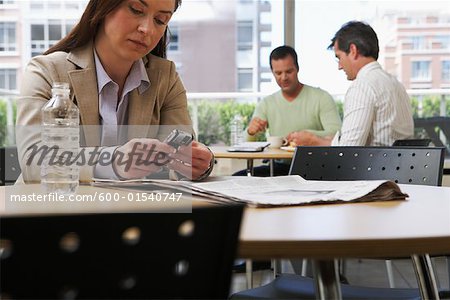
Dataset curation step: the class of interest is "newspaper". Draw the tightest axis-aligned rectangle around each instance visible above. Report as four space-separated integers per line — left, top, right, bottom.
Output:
93 175 408 207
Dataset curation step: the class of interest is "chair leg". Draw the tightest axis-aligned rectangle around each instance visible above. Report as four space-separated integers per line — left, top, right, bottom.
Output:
245 259 253 289
385 259 396 288
272 259 282 278
411 254 440 300
339 259 347 277
447 256 450 291
301 259 308 276
312 259 342 300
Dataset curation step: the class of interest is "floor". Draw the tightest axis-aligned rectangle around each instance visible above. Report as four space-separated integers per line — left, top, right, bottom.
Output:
230 257 450 297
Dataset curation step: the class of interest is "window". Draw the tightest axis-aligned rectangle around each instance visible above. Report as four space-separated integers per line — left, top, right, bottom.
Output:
237 68 253 92
411 36 426 50
31 24 45 57
65 2 81 10
48 1 61 10
30 1 44 9
237 21 253 51
295 1 450 95
168 25 179 52
436 35 450 49
65 22 75 35
442 61 450 81
0 22 16 52
31 24 45 40
30 22 74 57
47 0 62 10
49 21 62 41
0 68 17 91
411 61 431 81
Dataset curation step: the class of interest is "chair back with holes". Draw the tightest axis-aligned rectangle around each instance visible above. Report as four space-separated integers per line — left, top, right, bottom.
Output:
1 205 243 299
0 146 21 186
392 139 432 147
289 146 445 186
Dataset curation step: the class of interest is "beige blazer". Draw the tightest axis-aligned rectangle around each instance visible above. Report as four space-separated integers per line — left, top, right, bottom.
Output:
16 42 192 183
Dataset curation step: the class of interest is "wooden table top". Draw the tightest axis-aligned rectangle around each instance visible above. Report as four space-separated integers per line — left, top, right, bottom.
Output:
2 182 450 260
210 146 294 159
239 183 450 259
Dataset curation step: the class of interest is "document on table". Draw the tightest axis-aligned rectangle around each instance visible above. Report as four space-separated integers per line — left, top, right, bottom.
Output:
227 142 270 152
93 175 408 207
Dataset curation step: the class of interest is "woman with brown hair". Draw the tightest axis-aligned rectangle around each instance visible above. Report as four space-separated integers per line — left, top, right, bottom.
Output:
16 0 214 182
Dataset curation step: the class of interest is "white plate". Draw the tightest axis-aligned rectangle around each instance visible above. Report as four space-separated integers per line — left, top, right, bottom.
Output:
280 146 296 152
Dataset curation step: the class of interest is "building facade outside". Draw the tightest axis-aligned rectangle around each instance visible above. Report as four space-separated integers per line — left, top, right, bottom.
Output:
1 0 282 95
1 0 449 149
382 12 450 90
0 0 22 93
2 1 450 95
1 0 86 94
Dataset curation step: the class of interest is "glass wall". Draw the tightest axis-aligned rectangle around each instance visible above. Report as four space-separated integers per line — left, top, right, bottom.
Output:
1 0 449 147
295 1 450 97
167 0 283 94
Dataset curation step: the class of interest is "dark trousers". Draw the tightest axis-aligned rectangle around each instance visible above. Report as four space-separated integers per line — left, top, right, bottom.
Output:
232 162 291 177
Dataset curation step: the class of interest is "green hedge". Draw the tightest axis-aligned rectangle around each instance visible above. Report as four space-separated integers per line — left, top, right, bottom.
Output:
189 100 256 145
190 96 450 146
0 100 7 146
0 96 448 147
410 95 450 117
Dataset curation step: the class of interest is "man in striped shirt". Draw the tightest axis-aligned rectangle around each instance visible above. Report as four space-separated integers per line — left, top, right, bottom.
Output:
289 21 414 147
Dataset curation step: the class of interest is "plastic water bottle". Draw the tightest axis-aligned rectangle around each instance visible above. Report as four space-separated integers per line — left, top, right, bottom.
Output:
230 115 244 145
41 82 80 194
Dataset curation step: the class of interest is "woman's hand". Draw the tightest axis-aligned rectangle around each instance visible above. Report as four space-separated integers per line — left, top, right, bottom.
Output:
113 138 175 180
167 141 213 180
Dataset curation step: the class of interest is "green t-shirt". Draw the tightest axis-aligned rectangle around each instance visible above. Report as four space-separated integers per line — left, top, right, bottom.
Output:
248 85 341 141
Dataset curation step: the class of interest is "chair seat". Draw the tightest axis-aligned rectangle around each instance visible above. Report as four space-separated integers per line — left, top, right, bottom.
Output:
230 274 422 300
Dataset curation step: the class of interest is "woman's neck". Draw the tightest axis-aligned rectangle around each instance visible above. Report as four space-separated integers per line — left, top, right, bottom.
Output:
94 42 132 88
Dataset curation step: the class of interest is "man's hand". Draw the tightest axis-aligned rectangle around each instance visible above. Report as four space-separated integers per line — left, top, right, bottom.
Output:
287 131 333 146
247 117 268 136
167 141 213 180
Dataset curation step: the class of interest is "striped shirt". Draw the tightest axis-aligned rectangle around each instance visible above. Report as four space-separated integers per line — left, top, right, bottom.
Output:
332 61 414 146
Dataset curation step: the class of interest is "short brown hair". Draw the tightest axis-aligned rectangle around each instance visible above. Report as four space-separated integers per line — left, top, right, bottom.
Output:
269 45 299 71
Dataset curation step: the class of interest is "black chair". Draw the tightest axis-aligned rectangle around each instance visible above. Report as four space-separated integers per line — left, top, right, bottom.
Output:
1 205 243 299
289 146 444 186
392 139 432 147
414 116 450 156
0 146 21 186
231 146 446 300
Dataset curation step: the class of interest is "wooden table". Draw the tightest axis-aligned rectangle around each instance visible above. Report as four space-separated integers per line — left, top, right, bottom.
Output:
210 146 294 176
239 183 450 299
2 183 450 299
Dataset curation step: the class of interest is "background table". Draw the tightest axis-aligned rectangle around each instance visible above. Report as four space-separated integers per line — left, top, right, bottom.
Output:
210 146 294 176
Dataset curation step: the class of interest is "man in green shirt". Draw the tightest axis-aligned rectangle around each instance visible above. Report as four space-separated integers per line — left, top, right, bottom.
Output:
241 45 341 176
